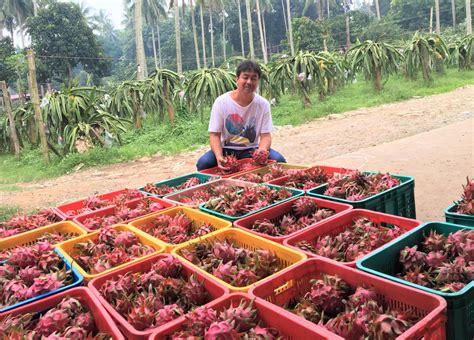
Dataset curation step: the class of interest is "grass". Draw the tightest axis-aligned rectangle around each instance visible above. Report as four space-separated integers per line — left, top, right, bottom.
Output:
0 205 20 221
0 68 472 185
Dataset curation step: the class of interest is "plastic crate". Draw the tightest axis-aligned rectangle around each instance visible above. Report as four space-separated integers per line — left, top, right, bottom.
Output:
250 258 447 340
73 197 175 232
308 172 416 218
139 172 220 198
284 209 421 267
268 165 350 191
171 228 306 293
163 179 254 208
0 287 124 339
56 224 165 282
88 253 229 340
357 222 474 340
234 196 353 244
198 184 304 222
128 206 231 252
0 210 64 240
0 248 83 313
445 202 474 227
199 158 276 178
151 292 335 339
229 162 309 183
0 221 86 254
54 188 145 219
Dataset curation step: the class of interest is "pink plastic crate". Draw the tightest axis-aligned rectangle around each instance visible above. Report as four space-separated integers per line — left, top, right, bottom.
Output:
88 253 229 340
73 196 175 232
234 196 353 243
0 287 124 339
249 258 447 340
151 292 336 339
284 209 422 267
199 158 275 178
55 188 145 219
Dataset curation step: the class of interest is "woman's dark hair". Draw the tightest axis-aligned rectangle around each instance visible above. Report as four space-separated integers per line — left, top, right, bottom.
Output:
236 60 261 79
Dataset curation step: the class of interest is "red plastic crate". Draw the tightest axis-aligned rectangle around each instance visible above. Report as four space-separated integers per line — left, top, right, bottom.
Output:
234 196 353 243
268 165 350 190
284 209 422 267
88 253 229 340
199 158 275 178
73 197 175 232
0 287 124 339
249 258 447 340
151 292 336 339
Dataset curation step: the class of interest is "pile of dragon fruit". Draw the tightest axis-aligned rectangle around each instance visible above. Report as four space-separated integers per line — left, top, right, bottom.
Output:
287 274 421 339
98 257 211 331
236 164 291 183
133 212 215 244
203 186 293 217
278 167 330 190
397 229 474 292
455 177 474 215
294 217 404 262
0 231 77 261
0 208 61 238
213 150 270 176
79 197 165 230
172 184 242 206
250 197 335 237
0 243 74 309
70 226 156 274
62 189 143 218
0 296 112 339
168 300 282 339
323 170 400 201
143 177 204 196
180 239 282 287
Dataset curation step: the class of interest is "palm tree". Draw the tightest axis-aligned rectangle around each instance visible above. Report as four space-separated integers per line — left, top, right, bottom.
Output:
142 0 167 70
255 0 267 63
2 0 33 48
197 0 207 67
134 0 147 79
172 1 183 74
467 0 472 35
286 0 294 56
235 0 245 56
245 0 255 59
189 0 201 69
374 0 381 20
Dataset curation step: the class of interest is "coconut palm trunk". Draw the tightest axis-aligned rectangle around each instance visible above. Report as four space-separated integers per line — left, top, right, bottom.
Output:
151 27 159 70
286 0 295 56
245 0 255 59
199 3 208 67
222 11 226 62
317 0 322 20
435 0 440 34
256 0 267 63
157 23 162 68
134 0 147 80
467 0 472 35
451 0 456 26
374 0 381 20
190 0 201 69
174 4 183 74
209 8 215 67
237 0 245 56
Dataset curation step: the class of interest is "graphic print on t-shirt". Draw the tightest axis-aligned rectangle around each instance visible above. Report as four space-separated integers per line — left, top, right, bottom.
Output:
224 114 256 147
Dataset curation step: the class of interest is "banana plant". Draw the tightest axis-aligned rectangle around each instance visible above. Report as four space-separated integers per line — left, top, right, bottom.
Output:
348 40 402 92
184 68 236 121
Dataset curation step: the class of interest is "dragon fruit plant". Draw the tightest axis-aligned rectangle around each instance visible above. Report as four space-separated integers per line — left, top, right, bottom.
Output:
63 189 143 218
280 167 330 190
396 229 474 292
169 299 282 339
237 164 289 183
0 231 77 261
179 239 282 287
98 257 212 332
203 186 293 217
176 184 242 206
69 226 155 274
455 177 474 215
323 170 400 201
0 242 74 309
295 217 404 262
80 197 166 231
0 209 61 239
0 296 112 339
133 212 216 245
251 197 335 237
143 177 204 196
287 274 420 339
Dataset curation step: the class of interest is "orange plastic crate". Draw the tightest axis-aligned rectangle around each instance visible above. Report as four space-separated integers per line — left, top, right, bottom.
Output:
229 162 309 183
249 258 447 340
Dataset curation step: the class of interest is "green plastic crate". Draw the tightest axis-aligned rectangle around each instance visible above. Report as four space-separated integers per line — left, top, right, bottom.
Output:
307 173 416 218
445 203 474 227
199 184 304 222
139 172 219 198
357 222 474 340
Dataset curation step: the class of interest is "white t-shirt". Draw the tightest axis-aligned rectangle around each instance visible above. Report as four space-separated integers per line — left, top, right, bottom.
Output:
208 92 273 150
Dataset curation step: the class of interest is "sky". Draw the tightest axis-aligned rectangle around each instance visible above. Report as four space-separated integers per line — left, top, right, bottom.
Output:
71 0 125 29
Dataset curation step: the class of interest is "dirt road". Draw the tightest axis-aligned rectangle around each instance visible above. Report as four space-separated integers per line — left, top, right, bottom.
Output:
2 85 473 222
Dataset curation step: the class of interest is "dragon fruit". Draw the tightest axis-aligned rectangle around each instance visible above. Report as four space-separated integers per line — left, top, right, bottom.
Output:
455 177 474 215
251 149 269 166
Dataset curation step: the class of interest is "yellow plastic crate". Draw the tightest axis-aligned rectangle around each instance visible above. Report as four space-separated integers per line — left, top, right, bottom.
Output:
128 206 232 252
0 221 87 252
55 224 165 282
171 228 307 293
229 163 309 182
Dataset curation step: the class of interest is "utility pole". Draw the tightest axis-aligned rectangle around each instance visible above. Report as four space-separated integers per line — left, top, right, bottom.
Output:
26 48 50 164
0 81 21 158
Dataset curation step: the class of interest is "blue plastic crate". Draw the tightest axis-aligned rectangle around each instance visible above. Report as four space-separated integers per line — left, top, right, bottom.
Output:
0 248 84 313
